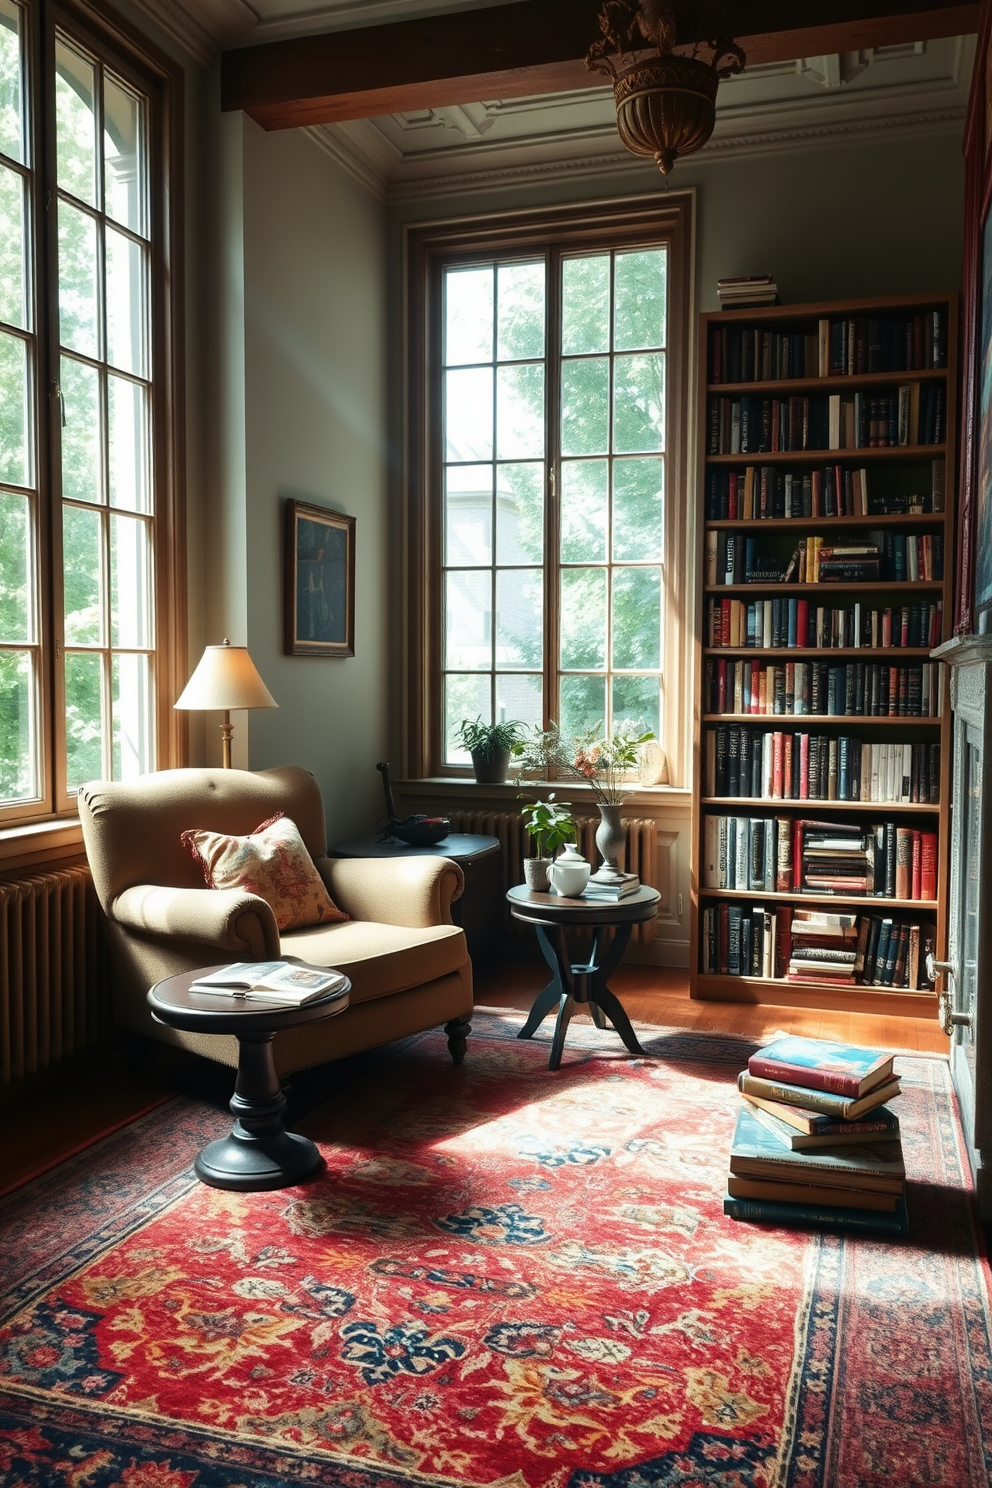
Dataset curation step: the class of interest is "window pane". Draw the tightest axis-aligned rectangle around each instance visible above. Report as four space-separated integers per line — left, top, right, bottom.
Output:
64 649 103 790
496 568 542 670
562 256 609 355
614 249 666 351
613 352 665 453
0 648 36 802
59 200 99 357
561 459 607 562
110 513 150 647
613 458 663 561
496 363 544 460
55 38 97 206
0 327 28 485
112 651 151 779
561 357 609 456
445 463 492 567
0 160 26 328
560 566 606 669
0 488 30 640
445 367 493 462
108 374 149 511
496 462 543 564
613 566 661 669
445 266 492 366
613 674 660 738
559 673 605 742
106 227 147 376
62 503 102 645
496 261 544 362
496 673 541 732
104 73 145 235
0 0 23 164
445 673 490 762
445 569 490 670
61 355 101 504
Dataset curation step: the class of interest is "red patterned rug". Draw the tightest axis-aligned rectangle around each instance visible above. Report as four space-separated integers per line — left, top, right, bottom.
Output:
1 1013 990 1488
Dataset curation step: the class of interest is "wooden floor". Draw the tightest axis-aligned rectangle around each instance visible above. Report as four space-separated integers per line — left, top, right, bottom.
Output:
2 960 947 1196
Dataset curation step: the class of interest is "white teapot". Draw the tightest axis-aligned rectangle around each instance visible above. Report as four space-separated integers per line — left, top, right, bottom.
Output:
548 842 591 898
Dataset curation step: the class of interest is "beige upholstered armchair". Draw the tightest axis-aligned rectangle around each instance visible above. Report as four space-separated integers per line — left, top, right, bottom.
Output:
78 766 473 1074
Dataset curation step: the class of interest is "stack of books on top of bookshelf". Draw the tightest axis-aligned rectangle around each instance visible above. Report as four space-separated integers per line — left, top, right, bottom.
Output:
717 274 777 308
724 1034 907 1236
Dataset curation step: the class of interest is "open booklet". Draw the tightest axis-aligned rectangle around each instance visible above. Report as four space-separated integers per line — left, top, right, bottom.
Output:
188 961 348 1005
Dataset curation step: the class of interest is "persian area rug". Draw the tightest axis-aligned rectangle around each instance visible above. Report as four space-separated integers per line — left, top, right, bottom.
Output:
1 1014 991 1488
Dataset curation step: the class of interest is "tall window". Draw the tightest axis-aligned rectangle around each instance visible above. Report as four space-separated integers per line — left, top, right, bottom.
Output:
407 200 691 780
0 0 181 827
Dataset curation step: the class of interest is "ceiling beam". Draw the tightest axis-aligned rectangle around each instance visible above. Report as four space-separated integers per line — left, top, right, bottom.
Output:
221 0 978 130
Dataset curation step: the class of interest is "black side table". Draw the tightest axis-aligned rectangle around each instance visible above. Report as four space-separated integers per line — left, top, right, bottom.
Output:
148 968 350 1191
506 884 660 1070
331 833 501 959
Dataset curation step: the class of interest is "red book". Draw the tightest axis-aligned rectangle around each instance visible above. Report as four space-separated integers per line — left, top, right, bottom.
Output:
782 734 794 799
799 734 810 799
750 659 760 715
772 732 784 799
882 609 892 648
775 905 792 977
721 598 731 646
811 468 823 517
728 471 739 520
748 1037 895 1097
792 819 803 891
920 833 938 900
911 830 922 902
797 598 809 648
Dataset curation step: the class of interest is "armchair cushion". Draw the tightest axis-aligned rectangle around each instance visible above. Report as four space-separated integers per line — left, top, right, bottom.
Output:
182 813 347 932
283 920 467 1005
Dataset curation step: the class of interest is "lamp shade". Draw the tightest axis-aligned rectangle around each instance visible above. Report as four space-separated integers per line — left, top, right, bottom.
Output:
174 640 278 712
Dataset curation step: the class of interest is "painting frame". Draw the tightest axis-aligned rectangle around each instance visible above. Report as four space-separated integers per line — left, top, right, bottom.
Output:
958 1 992 636
284 499 356 658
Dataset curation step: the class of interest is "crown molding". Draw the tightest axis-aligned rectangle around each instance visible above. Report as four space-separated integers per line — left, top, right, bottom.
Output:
126 0 256 65
304 121 392 200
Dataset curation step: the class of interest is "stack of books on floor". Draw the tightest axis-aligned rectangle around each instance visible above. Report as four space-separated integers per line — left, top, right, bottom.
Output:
717 274 779 308
724 1034 908 1236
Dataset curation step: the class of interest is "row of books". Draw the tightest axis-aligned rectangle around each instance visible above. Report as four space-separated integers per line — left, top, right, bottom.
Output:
707 385 945 456
700 904 931 989
709 310 947 384
725 1035 908 1237
704 658 942 718
707 531 943 586
704 727 940 805
702 814 938 900
704 458 944 520
706 596 943 652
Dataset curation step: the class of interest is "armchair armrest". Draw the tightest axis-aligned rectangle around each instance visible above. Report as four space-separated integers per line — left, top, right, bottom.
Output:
112 884 281 960
316 855 464 929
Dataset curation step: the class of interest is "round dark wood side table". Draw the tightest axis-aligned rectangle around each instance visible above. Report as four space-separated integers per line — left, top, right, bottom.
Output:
506 884 660 1071
148 967 350 1192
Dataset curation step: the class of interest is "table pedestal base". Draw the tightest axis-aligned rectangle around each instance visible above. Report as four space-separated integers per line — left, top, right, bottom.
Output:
518 923 647 1071
195 1031 324 1191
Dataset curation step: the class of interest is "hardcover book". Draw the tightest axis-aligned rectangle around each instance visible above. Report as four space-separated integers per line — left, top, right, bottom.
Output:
723 1192 909 1237
747 1034 895 1097
742 1093 901 1148
737 1070 902 1120
729 1106 905 1192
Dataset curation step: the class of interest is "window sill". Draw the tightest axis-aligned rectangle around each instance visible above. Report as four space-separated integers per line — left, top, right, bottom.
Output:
397 778 692 808
0 818 85 875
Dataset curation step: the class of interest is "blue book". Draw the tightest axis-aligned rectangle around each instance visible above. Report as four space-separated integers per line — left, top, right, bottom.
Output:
730 1106 904 1192
742 1094 900 1149
724 1192 909 1238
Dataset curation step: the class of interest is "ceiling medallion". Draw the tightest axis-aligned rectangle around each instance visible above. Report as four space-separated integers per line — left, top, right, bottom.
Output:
587 1 746 176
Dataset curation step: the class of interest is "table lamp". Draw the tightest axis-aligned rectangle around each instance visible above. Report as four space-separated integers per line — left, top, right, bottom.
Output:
174 638 278 768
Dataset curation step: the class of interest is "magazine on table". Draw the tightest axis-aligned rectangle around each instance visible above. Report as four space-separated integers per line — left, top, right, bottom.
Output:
188 961 347 1004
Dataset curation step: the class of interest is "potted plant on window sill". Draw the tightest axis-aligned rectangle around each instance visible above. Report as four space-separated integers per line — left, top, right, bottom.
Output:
519 794 575 892
455 717 526 784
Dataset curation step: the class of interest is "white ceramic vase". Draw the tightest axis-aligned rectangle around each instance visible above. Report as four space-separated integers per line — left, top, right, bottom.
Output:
548 843 591 897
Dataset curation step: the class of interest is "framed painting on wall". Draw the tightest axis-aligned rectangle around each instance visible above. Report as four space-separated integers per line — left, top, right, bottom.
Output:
959 0 992 636
284 499 356 658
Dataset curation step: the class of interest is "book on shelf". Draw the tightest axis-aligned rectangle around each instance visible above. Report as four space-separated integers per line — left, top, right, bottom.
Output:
188 960 348 1004
729 1104 905 1192
742 1093 901 1148
705 460 944 521
704 657 940 721
747 1034 894 1097
705 724 940 805
707 385 944 455
712 531 943 588
723 1191 909 1236
705 595 944 652
737 1069 901 1119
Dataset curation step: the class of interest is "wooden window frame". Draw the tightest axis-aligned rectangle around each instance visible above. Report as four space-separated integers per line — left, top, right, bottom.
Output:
0 0 185 838
402 192 693 786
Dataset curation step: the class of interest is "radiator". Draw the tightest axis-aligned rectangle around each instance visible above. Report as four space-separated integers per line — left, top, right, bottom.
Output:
447 810 658 942
0 864 105 1085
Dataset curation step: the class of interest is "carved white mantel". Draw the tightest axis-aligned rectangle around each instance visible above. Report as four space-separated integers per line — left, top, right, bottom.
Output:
932 633 992 1218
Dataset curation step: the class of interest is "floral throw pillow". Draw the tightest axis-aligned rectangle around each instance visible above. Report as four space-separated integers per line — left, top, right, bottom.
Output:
181 813 348 932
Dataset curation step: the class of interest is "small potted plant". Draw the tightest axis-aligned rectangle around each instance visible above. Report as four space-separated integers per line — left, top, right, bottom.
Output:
519 793 575 892
455 716 526 784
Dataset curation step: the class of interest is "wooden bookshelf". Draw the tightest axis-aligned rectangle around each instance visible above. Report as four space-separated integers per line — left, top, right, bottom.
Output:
691 292 957 1017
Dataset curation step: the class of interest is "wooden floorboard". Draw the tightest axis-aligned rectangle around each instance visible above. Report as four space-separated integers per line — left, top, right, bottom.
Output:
1 960 947 1194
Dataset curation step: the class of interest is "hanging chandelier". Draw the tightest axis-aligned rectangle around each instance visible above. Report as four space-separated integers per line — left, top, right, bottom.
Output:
587 1 746 176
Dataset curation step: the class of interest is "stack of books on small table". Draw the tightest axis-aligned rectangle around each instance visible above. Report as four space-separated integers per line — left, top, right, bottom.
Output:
723 1034 907 1236
582 872 640 902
